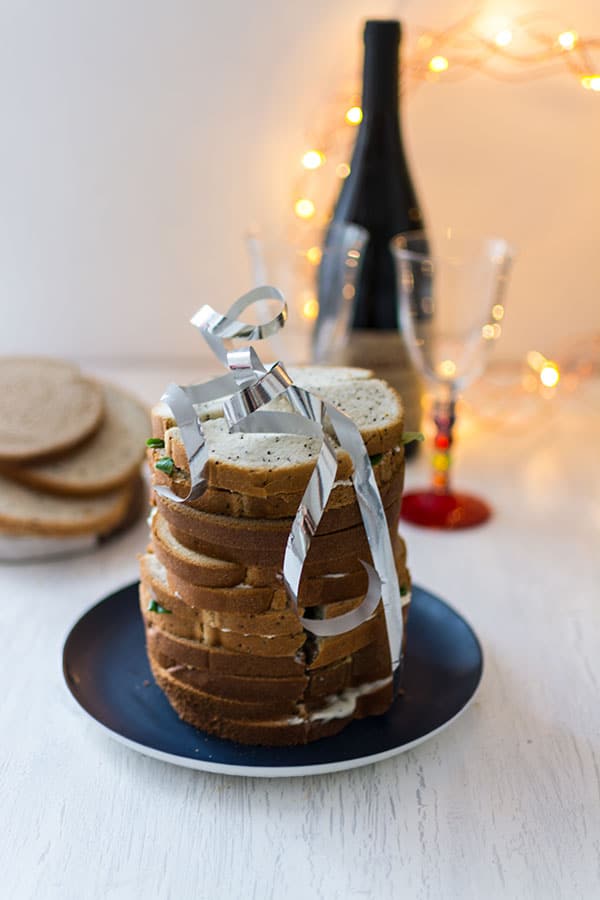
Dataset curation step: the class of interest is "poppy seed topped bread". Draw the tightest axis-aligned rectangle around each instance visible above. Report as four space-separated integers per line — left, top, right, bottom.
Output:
149 367 404 500
141 365 411 745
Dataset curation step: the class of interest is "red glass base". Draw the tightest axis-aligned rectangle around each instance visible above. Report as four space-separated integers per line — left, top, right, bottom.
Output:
401 490 492 530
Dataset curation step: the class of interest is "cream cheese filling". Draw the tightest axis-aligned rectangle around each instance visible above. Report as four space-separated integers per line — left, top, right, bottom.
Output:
287 675 394 725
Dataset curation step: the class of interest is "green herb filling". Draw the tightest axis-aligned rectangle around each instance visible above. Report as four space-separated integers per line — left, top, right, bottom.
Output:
147 598 172 615
401 432 425 445
155 456 175 475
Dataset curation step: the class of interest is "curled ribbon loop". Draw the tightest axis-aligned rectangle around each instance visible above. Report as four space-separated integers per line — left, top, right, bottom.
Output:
156 285 404 671
154 287 289 505
190 285 287 366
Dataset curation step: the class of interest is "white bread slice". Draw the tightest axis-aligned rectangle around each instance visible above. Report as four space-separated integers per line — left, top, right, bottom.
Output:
150 369 403 497
153 465 403 544
0 472 134 536
150 366 375 433
143 612 306 677
150 511 407 608
149 444 404 517
151 511 247 588
140 548 285 617
161 416 352 496
286 365 373 387
5 383 149 495
141 553 301 633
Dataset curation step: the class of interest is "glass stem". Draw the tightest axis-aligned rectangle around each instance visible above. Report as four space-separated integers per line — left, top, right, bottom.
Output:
431 388 456 495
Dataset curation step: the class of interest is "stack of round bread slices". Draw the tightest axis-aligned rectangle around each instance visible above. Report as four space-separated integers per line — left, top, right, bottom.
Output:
141 366 412 746
0 358 149 560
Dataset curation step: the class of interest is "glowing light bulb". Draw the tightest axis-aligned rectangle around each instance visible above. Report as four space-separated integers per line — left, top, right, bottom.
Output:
306 246 322 265
540 362 560 388
345 106 363 125
482 324 495 340
558 31 577 51
581 75 600 91
428 56 449 73
494 29 513 47
336 162 351 179
438 359 456 378
294 198 315 220
527 350 546 372
302 296 319 320
492 304 505 320
302 150 325 170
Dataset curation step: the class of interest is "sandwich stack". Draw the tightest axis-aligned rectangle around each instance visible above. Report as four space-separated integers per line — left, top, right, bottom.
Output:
141 366 412 746
0 357 149 560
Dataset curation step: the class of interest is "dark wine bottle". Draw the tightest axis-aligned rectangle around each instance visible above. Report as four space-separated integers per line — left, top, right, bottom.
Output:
315 19 425 454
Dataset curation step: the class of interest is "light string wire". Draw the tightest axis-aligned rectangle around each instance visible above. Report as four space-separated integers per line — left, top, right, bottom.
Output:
288 8 599 399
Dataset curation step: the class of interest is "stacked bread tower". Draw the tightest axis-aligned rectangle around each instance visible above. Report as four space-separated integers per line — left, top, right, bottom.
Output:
141 366 411 746
0 357 149 559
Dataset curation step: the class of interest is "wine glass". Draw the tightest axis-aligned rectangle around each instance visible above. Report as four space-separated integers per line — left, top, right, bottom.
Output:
312 222 368 363
243 223 367 365
390 229 515 529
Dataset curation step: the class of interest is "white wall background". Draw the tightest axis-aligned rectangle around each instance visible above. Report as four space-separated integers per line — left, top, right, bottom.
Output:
0 0 599 364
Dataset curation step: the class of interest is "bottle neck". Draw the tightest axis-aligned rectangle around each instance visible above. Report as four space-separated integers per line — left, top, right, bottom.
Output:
361 25 400 116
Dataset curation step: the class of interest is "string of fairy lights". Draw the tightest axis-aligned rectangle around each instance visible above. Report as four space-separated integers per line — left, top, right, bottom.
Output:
287 9 600 400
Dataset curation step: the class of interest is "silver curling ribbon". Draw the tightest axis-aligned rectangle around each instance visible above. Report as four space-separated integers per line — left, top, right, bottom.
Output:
225 382 403 670
153 383 209 504
190 285 287 366
155 287 289 505
157 286 403 669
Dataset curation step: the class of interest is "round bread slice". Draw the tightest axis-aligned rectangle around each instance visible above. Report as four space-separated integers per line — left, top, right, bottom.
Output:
6 383 149 495
0 472 135 536
0 357 105 462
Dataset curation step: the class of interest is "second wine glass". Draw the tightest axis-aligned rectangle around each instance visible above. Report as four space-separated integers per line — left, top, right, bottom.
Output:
391 229 515 529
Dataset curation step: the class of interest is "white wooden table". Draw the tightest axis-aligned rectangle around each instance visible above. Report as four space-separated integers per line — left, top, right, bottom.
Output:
2 364 599 900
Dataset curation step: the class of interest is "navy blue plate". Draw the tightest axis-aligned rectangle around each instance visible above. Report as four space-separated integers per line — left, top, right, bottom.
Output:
63 583 482 776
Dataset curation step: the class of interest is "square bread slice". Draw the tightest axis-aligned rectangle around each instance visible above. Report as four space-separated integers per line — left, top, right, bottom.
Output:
150 367 404 498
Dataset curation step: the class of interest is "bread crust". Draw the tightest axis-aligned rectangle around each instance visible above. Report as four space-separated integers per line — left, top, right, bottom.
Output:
150 447 404 517
158 498 401 568
149 376 404 499
151 662 393 747
143 619 306 677
153 461 404 536
150 656 394 746
0 474 136 537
